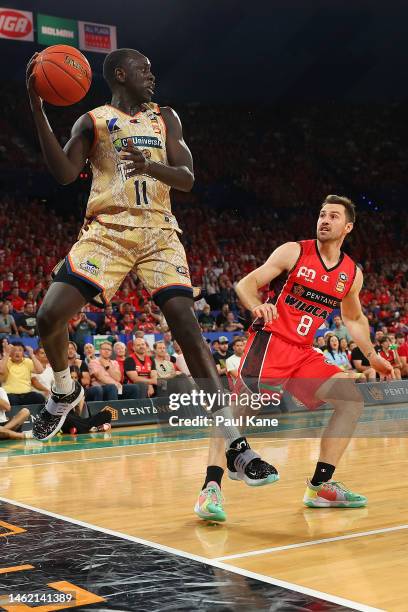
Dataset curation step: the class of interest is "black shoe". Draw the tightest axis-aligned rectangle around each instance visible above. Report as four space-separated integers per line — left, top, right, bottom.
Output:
33 381 84 441
226 438 279 487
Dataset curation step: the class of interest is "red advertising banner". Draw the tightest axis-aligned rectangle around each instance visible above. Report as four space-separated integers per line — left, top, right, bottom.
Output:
0 8 34 41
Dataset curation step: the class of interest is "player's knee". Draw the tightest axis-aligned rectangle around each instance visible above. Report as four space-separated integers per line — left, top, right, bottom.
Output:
37 300 64 334
323 374 363 409
162 297 202 340
334 379 364 412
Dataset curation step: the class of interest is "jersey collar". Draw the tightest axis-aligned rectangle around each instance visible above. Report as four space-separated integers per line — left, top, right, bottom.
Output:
314 239 344 272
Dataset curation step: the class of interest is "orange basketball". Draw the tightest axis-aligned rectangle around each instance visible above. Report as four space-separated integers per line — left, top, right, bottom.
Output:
33 44 92 106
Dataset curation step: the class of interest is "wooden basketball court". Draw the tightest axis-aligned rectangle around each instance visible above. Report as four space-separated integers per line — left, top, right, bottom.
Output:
0 410 407 611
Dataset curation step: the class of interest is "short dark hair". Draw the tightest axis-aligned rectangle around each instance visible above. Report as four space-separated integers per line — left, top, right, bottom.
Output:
103 48 140 88
321 194 356 223
11 341 26 352
232 336 244 346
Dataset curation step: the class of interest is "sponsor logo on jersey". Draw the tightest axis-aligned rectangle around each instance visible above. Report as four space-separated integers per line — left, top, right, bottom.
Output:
291 284 340 308
296 266 316 282
146 109 162 134
176 265 189 276
336 271 348 293
284 294 329 320
321 274 329 282
106 117 120 132
113 135 162 152
293 284 305 297
80 258 100 276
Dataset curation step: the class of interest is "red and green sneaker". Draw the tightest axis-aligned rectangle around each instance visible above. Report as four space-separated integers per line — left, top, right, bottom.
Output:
303 479 367 508
194 482 226 522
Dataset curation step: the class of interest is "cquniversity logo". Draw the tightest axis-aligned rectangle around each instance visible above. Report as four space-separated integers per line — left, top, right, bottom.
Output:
113 135 162 152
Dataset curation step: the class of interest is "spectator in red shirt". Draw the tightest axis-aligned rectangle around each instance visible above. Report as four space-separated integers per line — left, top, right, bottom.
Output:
19 273 35 295
143 302 161 327
3 272 14 293
130 287 145 312
9 287 25 312
118 302 135 325
101 304 119 334
396 333 408 378
378 336 402 380
120 313 136 335
136 314 156 334
124 338 157 397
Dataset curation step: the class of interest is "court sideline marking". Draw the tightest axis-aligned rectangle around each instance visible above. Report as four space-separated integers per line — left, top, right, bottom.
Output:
0 432 313 464
215 522 408 560
0 495 383 612
0 446 207 470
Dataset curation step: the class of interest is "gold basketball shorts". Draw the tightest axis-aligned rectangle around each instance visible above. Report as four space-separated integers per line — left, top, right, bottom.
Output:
56 220 193 306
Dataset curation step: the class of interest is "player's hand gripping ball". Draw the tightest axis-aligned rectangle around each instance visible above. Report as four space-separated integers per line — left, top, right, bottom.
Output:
30 44 92 106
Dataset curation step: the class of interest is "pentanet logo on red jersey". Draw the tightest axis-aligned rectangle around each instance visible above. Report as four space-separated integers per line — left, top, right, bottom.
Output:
0 9 34 40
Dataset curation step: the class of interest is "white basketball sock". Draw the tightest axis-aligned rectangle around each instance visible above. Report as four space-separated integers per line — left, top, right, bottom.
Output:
53 367 74 395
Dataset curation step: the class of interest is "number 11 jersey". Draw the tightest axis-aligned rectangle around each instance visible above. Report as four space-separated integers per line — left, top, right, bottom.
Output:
86 103 180 232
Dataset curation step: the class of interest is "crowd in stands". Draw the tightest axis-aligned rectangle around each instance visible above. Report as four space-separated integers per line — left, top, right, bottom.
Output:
0 92 405 428
0 195 406 338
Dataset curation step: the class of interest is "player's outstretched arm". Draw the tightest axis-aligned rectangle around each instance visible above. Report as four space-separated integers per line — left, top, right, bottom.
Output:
119 107 194 192
235 242 300 322
26 53 93 185
341 268 394 378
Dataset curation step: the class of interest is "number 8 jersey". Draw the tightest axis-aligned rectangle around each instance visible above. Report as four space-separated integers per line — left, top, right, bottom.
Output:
254 240 357 345
85 103 180 232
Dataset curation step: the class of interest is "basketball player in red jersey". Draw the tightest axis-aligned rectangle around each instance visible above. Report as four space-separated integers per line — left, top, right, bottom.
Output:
195 195 393 522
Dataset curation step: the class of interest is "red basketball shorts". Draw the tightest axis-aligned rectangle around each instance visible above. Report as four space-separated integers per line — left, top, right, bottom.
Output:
236 330 343 409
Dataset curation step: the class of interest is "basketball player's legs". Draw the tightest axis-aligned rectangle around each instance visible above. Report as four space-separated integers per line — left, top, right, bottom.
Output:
33 221 139 441
193 331 281 522
315 371 364 465
288 353 366 508
138 231 274 520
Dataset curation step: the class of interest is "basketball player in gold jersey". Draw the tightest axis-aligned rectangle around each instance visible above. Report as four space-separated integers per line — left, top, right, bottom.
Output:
26 48 248 443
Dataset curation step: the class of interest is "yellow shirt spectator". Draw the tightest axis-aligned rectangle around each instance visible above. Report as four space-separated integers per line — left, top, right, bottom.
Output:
3 358 34 394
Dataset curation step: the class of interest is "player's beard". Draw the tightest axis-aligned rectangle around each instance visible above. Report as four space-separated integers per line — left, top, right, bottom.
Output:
317 228 331 241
